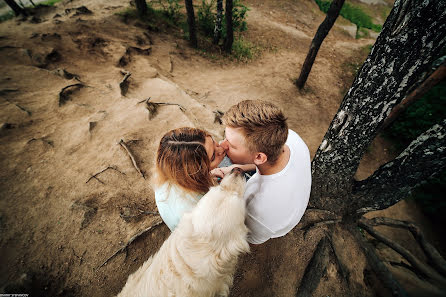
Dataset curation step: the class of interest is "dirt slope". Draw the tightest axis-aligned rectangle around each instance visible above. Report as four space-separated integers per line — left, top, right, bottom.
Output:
1 0 443 296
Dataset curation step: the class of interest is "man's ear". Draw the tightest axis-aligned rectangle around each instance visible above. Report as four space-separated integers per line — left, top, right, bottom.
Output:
253 152 267 165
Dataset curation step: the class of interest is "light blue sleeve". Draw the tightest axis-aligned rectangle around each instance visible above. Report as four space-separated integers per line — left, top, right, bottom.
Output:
154 183 202 231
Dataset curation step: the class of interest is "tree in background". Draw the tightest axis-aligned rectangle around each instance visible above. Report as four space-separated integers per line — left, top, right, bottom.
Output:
295 0 344 89
213 0 223 45
185 0 197 48
298 0 446 295
135 0 148 17
223 0 233 53
4 0 27 16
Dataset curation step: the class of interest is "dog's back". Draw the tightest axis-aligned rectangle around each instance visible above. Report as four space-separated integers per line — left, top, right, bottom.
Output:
117 170 249 297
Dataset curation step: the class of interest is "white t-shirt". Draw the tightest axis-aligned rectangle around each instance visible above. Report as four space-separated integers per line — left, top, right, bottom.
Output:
244 129 311 244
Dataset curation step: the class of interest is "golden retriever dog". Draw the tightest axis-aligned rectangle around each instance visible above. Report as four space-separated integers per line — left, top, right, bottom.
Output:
117 168 250 297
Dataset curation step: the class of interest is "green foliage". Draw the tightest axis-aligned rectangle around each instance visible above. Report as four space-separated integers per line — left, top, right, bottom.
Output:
116 3 178 29
197 0 216 37
39 0 63 6
387 80 446 222
197 0 249 41
154 0 183 24
387 81 446 148
0 11 14 22
315 0 382 33
231 36 258 62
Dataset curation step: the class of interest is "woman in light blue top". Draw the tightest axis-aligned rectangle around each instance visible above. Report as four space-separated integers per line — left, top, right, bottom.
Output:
153 127 226 231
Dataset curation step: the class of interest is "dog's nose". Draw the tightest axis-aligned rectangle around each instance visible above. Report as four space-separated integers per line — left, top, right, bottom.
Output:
230 167 244 176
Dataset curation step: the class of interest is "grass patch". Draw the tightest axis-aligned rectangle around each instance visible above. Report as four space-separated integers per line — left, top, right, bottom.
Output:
231 36 259 62
0 11 14 22
39 0 63 6
315 0 382 33
115 4 181 31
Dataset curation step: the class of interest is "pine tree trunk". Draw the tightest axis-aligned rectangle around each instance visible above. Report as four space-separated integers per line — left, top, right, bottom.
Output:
310 0 446 214
295 0 345 89
185 0 198 48
135 0 147 17
223 0 233 53
4 0 26 16
213 0 223 45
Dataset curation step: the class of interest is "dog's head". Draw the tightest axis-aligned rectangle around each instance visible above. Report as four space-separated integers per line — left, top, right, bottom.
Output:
183 168 249 254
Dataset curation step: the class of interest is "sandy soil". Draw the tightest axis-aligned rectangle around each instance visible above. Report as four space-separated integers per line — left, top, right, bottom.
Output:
0 0 444 296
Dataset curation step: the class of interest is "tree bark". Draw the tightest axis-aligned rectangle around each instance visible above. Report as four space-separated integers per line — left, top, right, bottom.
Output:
4 0 26 16
310 0 446 214
295 0 345 89
213 0 223 45
352 120 446 214
135 0 148 17
223 0 233 53
380 61 446 131
185 0 197 48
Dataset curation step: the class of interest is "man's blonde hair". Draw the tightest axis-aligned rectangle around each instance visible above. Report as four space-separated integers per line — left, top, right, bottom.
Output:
223 100 288 163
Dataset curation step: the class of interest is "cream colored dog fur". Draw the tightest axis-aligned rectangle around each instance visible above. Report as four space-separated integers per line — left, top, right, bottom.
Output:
117 170 250 297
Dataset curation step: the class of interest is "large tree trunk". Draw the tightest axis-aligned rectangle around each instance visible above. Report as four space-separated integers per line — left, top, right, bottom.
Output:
213 0 223 45
135 0 147 17
185 0 198 48
223 0 233 53
310 0 446 214
4 0 26 16
295 0 345 89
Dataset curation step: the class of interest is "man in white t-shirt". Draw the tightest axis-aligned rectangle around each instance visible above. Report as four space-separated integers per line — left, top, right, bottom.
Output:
214 100 311 244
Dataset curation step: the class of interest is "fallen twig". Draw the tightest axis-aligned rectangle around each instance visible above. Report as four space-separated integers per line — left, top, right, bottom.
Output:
86 166 126 184
118 139 145 179
99 218 163 268
59 83 84 106
119 70 131 96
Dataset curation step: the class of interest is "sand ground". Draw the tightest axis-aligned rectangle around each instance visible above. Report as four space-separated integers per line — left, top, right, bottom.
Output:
0 0 444 296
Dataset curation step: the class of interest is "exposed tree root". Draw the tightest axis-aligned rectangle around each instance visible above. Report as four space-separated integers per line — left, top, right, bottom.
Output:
138 97 186 120
86 166 126 184
213 110 224 124
350 226 409 297
118 139 145 179
296 235 331 297
99 218 163 268
27 136 54 147
59 83 84 106
118 46 152 67
359 218 446 288
328 232 351 284
119 70 131 96
365 217 446 277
